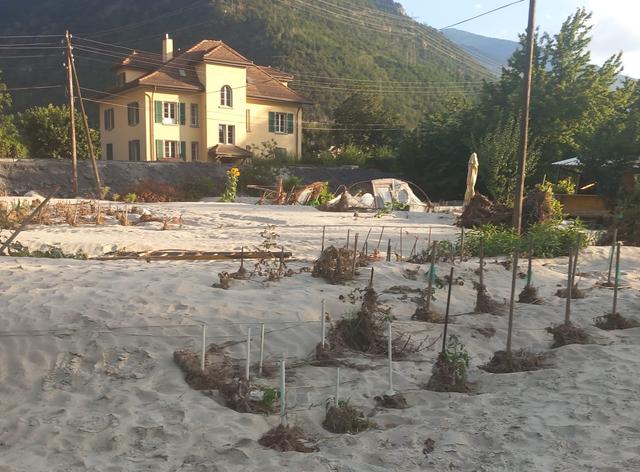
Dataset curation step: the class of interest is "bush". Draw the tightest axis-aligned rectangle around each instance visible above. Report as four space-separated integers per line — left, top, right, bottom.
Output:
282 175 303 192
122 181 184 203
464 221 587 258
239 158 283 194
181 176 216 201
616 188 640 244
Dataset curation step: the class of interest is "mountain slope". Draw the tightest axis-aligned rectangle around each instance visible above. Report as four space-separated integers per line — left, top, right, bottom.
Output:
0 0 492 124
442 28 518 74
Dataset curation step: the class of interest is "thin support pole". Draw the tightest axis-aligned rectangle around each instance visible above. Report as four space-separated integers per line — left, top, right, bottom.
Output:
506 252 519 366
369 267 375 289
240 246 245 271
259 323 265 377
335 367 340 407
65 30 78 196
512 0 537 234
346 229 350 249
351 233 359 277
409 237 418 259
479 237 485 288
362 228 372 252
427 227 432 248
321 299 326 348
441 267 454 355
245 327 251 381
387 239 392 262
321 225 326 253
607 228 618 285
426 241 437 313
459 227 465 262
399 227 403 261
376 226 385 250
200 324 207 372
526 237 533 288
279 358 287 426
564 249 574 325
386 321 394 395
612 243 621 315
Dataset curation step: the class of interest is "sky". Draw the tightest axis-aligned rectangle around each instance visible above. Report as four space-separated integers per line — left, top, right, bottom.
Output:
399 0 640 78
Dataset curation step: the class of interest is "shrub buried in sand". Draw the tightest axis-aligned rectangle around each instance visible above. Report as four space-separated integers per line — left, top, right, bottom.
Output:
259 425 318 453
546 323 591 348
481 350 546 373
323 399 374 434
312 245 367 284
594 313 639 330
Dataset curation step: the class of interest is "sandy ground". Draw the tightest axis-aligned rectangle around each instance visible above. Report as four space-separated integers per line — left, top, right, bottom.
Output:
0 199 639 471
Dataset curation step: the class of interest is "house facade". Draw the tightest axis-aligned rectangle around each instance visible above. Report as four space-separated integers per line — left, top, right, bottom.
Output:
99 35 309 162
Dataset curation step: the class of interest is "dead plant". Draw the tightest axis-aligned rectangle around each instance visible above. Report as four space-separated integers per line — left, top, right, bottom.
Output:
412 298 444 323
173 344 237 390
594 313 640 330
473 326 496 338
218 379 278 414
546 323 591 348
312 245 359 284
374 393 408 409
213 272 232 289
258 425 318 453
323 399 374 434
474 282 506 316
555 285 586 299
481 350 546 373
518 285 542 304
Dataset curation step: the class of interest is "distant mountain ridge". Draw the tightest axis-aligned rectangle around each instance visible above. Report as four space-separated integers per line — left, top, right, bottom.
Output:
442 28 518 74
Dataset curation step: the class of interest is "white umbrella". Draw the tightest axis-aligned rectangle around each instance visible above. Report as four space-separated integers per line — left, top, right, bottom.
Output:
464 152 479 205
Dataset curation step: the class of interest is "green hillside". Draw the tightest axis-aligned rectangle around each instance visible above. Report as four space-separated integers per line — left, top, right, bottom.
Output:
0 0 492 125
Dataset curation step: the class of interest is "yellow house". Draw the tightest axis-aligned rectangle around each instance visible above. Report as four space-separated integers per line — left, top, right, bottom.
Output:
99 35 310 162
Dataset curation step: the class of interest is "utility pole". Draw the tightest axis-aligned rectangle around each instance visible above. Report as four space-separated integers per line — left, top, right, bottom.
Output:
512 0 536 234
65 30 78 196
69 35 103 198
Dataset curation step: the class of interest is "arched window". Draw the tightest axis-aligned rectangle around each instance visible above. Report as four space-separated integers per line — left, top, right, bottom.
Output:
220 85 233 107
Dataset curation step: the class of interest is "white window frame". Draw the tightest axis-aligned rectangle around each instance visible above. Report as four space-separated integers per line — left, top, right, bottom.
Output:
218 124 235 144
275 112 287 134
164 140 177 159
191 141 199 161
220 85 233 107
163 102 177 125
190 103 199 127
127 102 139 126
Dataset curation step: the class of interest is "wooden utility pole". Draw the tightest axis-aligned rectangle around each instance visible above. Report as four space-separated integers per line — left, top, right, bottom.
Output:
68 32 102 198
65 30 78 196
512 0 537 234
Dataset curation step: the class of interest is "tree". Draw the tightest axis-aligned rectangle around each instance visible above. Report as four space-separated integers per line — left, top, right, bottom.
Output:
475 116 539 205
17 104 100 160
332 93 400 148
0 71 26 158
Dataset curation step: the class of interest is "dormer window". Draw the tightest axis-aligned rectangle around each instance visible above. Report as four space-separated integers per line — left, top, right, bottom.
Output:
220 85 233 107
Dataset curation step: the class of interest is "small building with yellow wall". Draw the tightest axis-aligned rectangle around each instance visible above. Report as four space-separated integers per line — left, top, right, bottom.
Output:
99 35 310 163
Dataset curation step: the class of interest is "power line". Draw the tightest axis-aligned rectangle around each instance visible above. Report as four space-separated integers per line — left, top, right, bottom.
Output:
0 85 62 92
0 34 62 39
439 0 525 30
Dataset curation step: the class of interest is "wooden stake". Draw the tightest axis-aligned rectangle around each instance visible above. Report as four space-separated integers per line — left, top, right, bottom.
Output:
459 227 465 262
321 299 326 348
245 327 252 381
564 248 574 325
386 321 394 395
335 367 340 407
479 237 485 288
351 233 359 277
362 228 372 252
376 226 385 250
65 30 78 196
346 229 350 249
526 237 533 288
369 267 375 289
259 323 265 377
607 228 618 285
441 267 454 355
321 225 326 253
387 239 392 262
427 227 432 248
425 241 437 313
506 252 519 366
399 227 403 261
200 325 206 372
612 242 621 315
279 358 286 426
409 236 418 260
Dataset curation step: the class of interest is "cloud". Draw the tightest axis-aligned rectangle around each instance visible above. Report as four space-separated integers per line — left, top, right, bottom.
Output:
586 0 640 77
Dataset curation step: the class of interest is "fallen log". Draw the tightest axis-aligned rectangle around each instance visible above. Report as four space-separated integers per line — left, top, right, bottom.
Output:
90 249 293 262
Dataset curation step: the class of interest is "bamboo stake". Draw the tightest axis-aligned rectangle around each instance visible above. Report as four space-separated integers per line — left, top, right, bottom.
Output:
321 299 326 348
399 227 403 261
607 228 618 285
479 237 485 288
245 327 251 381
362 228 372 252
425 241 437 313
387 239 392 262
335 367 340 407
259 323 265 377
369 267 375 289
564 248 574 325
321 225 326 253
200 324 206 372
279 358 286 426
376 226 386 250
386 321 395 395
459 227 465 262
441 267 454 355
346 229 350 249
526 237 533 288
506 252 519 367
409 236 418 260
351 233 359 277
612 242 621 315
427 226 432 248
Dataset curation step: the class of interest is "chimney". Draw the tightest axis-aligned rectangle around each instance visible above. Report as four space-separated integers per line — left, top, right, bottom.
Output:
162 34 173 62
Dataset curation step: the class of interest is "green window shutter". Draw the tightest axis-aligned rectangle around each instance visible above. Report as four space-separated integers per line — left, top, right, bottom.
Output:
106 144 113 161
154 101 162 123
179 102 186 125
286 113 294 134
180 141 186 160
128 141 132 161
155 139 163 159
268 112 275 132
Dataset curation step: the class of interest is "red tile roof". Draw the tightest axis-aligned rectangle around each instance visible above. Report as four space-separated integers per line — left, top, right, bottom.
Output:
111 40 308 103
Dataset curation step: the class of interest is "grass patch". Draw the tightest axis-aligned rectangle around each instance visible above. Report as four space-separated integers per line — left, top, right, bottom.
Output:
323 399 374 434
